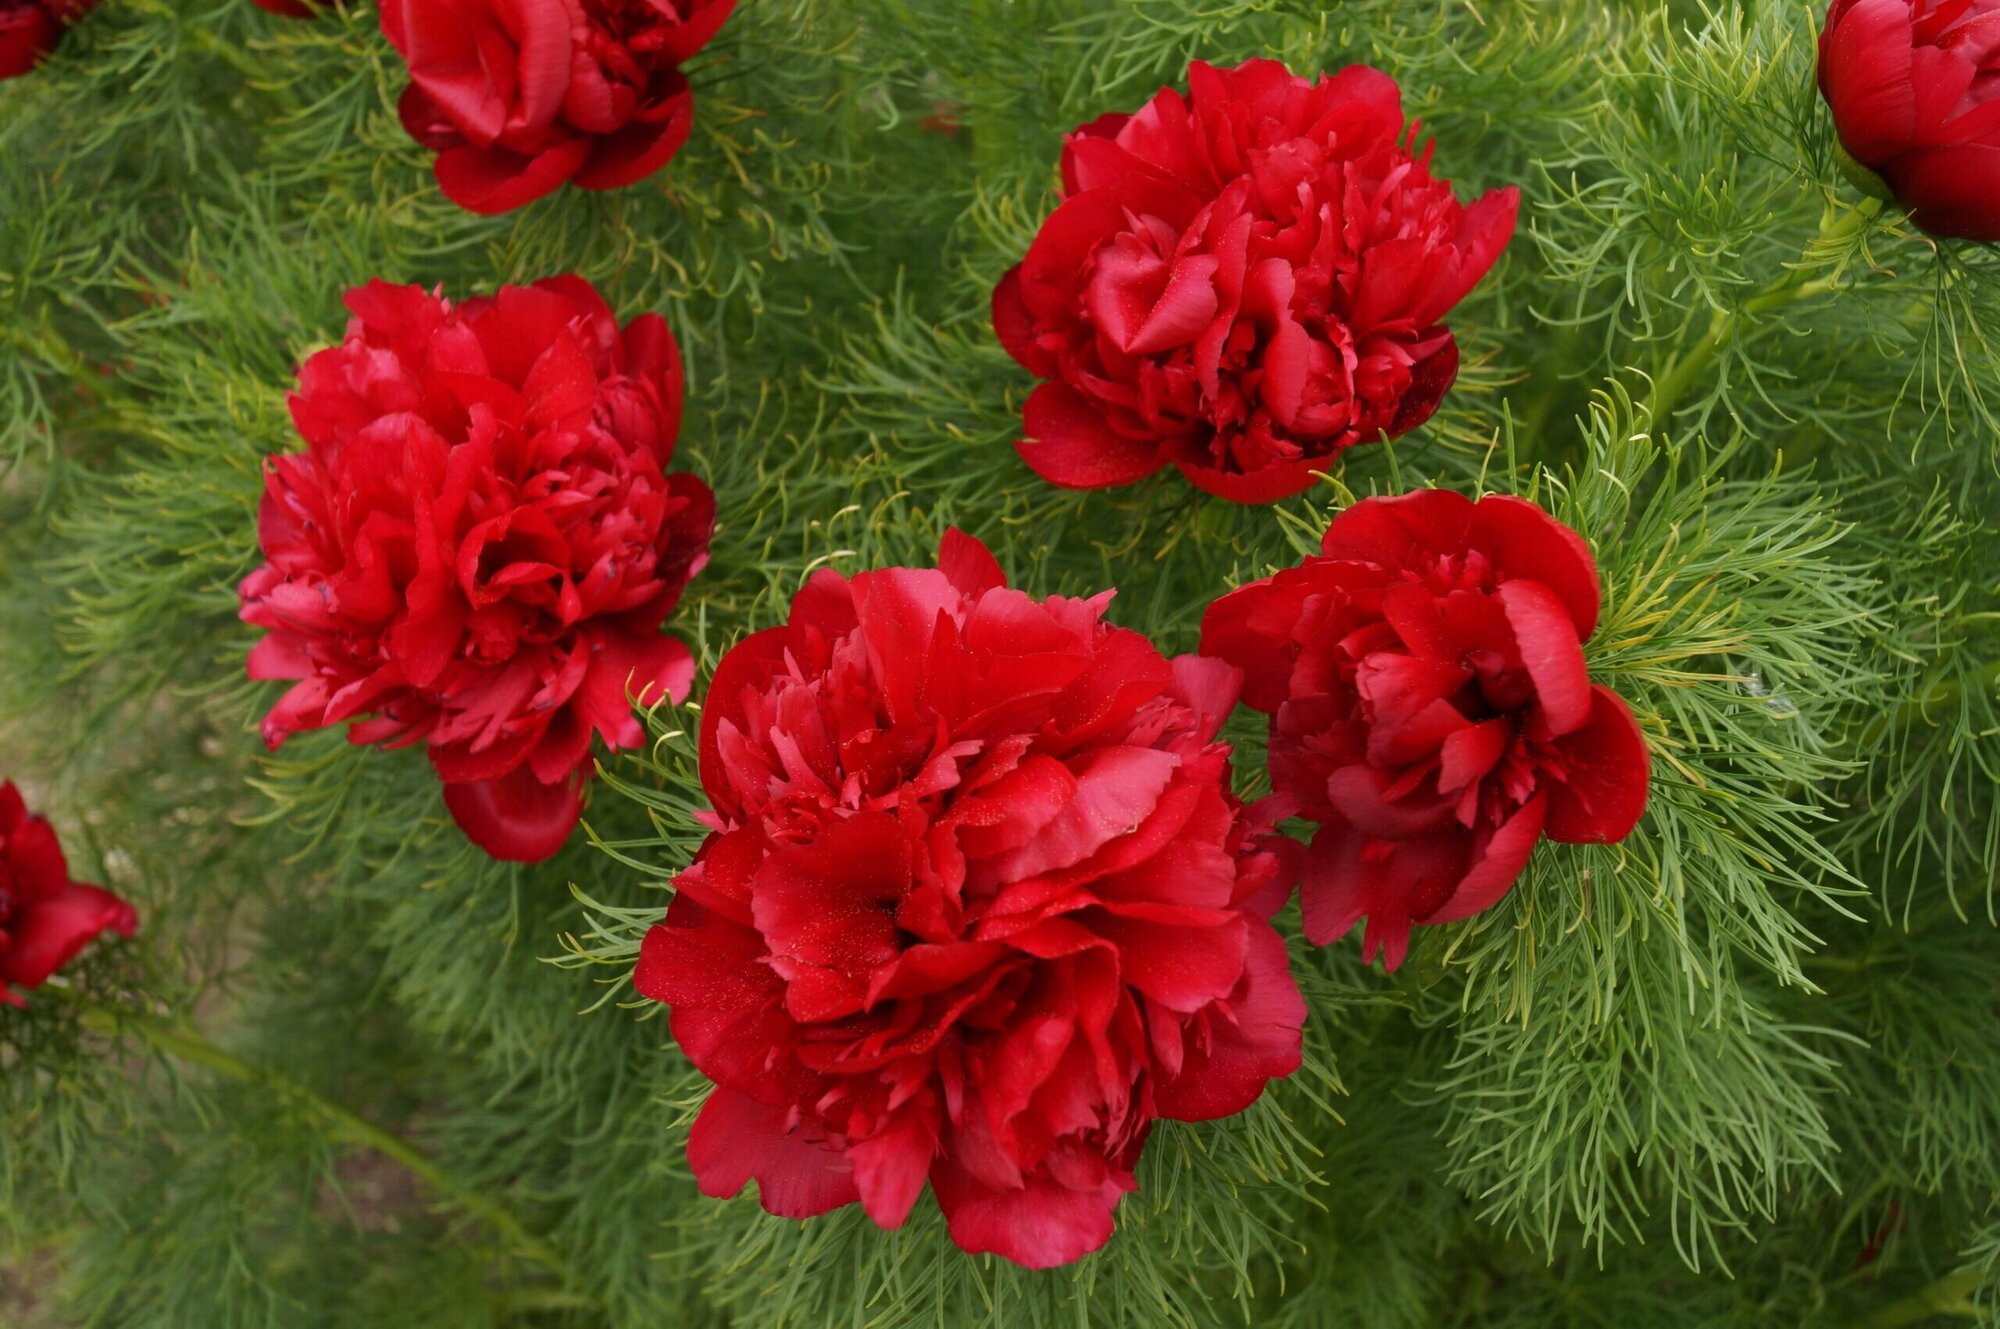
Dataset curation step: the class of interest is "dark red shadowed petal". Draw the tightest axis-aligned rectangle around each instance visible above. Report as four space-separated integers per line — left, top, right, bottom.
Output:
1385 336 1460 436
1175 452 1329 504
1425 794 1547 924
1888 142 2000 242
1543 684 1651 843
574 78 694 190
687 1086 860 1217
1016 382 1164 489
439 763 586 862
992 266 1057 377
432 137 593 215
0 7 60 79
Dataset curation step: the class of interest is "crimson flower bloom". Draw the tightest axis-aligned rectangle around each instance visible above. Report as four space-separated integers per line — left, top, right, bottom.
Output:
379 0 737 214
994 58 1518 504
1201 490 1649 970
0 782 137 1005
248 0 322 16
0 0 94 80
1818 0 2000 241
240 277 714 863
635 531 1304 1269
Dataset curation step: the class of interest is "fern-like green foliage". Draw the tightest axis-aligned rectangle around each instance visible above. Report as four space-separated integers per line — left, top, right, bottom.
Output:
2 0 1997 1326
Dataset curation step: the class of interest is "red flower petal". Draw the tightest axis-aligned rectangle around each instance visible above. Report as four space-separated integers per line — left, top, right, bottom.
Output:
1152 922 1304 1121
1016 381 1164 489
1318 488 1477 565
431 137 593 215
574 78 694 190
1426 793 1547 924
930 1156 1124 1271
687 1086 860 1218
1543 685 1651 844
0 8 59 80
1470 494 1603 640
1494 578 1591 737
0 879 137 992
439 764 585 862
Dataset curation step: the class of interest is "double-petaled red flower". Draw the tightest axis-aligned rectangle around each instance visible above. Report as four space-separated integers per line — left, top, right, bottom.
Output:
380 0 737 214
248 0 323 17
0 781 136 1005
0 0 94 80
240 276 714 863
634 531 1304 1269
1201 490 1649 970
1818 0 2000 241
993 58 1518 504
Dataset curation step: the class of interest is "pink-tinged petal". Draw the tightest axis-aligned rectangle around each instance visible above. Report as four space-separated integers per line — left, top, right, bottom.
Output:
1426 794 1547 924
431 137 592 215
574 78 694 190
930 1158 1124 1270
1318 489 1476 567
1494 578 1591 737
1469 494 1602 639
0 880 137 992
848 1110 938 1229
1016 382 1164 490
1152 922 1303 1121
1543 685 1651 844
439 763 585 862
1173 452 1329 504
687 1087 860 1218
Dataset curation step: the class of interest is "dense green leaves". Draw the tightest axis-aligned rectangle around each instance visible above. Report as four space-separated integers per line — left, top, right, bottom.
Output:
2 0 1997 1325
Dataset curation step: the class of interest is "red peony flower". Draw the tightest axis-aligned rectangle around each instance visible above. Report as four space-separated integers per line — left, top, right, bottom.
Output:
239 276 714 863
0 0 94 80
634 531 1304 1269
0 781 137 1005
993 58 1518 504
248 0 322 17
1200 490 1649 970
379 0 737 215
1818 0 2000 241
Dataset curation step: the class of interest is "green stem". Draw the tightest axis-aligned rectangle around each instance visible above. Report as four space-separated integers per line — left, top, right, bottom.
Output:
74 1001 571 1282
1643 198 1882 427
1860 1267 1984 1328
